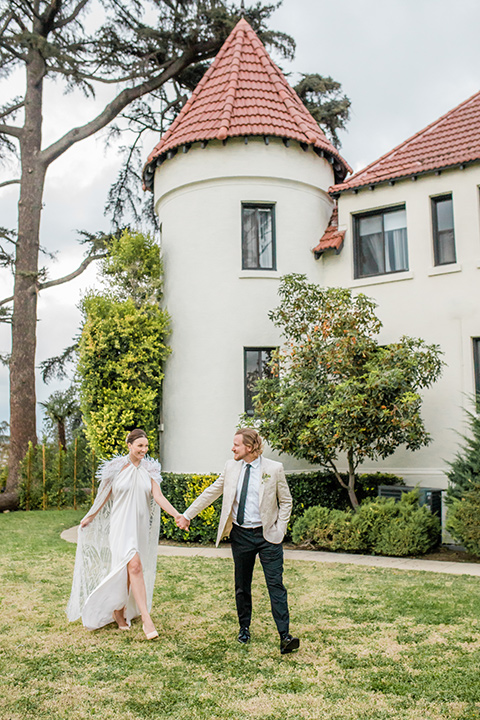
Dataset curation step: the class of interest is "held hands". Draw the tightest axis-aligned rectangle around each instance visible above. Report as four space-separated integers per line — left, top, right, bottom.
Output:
175 514 190 531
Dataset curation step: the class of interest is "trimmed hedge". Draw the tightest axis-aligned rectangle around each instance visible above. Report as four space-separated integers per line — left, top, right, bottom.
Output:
160 473 221 543
288 470 404 530
292 490 441 557
17 445 406 548
159 469 405 543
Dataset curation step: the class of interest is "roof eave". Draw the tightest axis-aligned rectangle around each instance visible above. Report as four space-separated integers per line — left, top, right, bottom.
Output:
329 158 480 197
143 135 351 191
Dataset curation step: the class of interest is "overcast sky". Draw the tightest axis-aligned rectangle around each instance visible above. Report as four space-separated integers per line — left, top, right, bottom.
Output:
1 0 480 428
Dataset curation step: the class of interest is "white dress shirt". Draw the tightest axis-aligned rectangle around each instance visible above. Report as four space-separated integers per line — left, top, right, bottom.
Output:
232 456 263 528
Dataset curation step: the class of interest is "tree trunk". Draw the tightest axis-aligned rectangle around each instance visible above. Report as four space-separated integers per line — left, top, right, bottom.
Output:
7 46 46 501
347 450 359 511
58 420 67 451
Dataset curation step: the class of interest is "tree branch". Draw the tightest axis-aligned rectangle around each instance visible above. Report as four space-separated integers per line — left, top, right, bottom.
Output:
52 0 90 30
0 10 15 37
328 459 348 489
0 100 25 120
0 179 21 189
40 39 221 166
0 294 13 307
37 251 107 291
0 123 22 139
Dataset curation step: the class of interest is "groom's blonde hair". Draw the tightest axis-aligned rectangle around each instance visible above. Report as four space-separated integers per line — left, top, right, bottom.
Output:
235 428 263 458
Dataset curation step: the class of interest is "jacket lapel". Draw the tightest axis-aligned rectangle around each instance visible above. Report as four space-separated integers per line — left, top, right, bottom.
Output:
259 456 266 505
225 460 242 510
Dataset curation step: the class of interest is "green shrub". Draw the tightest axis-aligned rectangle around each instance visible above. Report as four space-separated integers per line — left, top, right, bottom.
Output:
446 483 480 556
160 473 222 543
18 439 96 510
446 406 480 504
288 470 404 532
0 465 7 492
292 491 440 557
291 505 367 552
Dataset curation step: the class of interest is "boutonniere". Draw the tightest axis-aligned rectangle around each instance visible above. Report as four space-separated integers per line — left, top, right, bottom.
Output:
261 472 271 484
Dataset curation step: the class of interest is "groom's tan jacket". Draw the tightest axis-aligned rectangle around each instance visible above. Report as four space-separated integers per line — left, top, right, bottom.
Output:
185 456 292 546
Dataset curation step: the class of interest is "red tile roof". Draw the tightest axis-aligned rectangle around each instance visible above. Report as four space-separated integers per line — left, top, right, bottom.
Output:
143 18 351 189
331 90 480 193
312 206 345 258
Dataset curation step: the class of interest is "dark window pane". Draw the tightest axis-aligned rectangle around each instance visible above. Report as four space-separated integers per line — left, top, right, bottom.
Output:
355 206 408 278
432 195 456 266
242 204 275 270
242 207 258 269
474 339 480 410
257 208 273 268
244 348 274 415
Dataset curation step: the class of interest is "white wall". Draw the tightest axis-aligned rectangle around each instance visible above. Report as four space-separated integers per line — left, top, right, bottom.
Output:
325 165 480 487
153 137 334 472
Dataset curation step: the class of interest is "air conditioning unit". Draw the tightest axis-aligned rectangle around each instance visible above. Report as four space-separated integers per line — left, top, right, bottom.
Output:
378 485 442 518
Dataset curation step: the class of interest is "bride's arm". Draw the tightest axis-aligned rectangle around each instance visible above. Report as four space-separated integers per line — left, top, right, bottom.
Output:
151 479 181 520
80 489 112 528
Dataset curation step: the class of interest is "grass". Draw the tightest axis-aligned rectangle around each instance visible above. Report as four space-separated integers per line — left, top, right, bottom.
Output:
1 510 480 720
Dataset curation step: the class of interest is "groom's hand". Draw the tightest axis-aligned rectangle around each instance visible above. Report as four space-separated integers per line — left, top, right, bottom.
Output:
176 514 190 531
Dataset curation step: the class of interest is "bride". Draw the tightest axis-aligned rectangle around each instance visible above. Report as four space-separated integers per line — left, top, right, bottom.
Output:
67 428 181 639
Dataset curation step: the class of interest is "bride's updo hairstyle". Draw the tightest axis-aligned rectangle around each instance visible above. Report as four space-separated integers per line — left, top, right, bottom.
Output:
126 428 147 445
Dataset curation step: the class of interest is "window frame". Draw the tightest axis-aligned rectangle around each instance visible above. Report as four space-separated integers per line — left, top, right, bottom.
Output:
473 338 480 409
353 204 409 279
431 193 456 266
243 347 276 416
241 203 276 271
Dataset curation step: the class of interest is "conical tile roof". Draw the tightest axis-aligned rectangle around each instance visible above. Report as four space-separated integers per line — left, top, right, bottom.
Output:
143 18 350 189
332 90 480 193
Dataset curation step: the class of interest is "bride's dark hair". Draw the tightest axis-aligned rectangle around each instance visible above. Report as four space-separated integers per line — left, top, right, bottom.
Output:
126 428 147 445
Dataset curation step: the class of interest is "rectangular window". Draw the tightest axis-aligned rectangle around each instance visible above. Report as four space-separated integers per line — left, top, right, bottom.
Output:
474 338 480 408
354 206 408 278
244 347 275 415
432 194 456 265
242 204 276 270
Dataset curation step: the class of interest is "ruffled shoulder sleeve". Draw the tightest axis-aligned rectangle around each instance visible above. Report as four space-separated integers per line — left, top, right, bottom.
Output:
142 456 163 487
82 455 128 522
97 455 129 482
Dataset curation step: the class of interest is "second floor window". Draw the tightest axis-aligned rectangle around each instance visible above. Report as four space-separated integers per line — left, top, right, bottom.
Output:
432 194 456 265
242 203 276 270
244 347 275 415
354 206 408 279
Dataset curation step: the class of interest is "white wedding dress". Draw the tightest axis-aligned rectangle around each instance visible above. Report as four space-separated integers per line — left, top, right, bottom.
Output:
67 455 162 630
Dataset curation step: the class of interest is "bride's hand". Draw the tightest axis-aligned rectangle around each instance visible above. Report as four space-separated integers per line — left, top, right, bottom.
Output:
80 516 93 528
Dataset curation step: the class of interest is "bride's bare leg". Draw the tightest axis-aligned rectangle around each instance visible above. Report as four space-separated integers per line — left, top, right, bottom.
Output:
127 554 157 637
113 608 128 629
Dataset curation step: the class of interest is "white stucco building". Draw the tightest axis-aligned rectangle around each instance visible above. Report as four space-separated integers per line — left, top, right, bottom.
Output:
143 19 480 487
323 92 480 488
143 18 350 472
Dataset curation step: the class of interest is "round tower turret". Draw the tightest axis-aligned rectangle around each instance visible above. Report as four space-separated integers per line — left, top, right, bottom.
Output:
143 19 350 472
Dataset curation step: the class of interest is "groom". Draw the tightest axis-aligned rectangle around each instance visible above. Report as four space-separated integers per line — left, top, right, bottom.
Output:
176 428 299 654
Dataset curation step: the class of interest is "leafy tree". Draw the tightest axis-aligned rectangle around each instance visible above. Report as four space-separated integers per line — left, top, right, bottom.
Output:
39 387 79 450
293 74 351 148
248 274 444 510
446 404 480 503
0 0 295 504
77 229 170 456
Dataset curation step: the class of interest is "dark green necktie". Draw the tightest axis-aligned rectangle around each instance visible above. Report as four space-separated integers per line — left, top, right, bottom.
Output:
236 464 251 526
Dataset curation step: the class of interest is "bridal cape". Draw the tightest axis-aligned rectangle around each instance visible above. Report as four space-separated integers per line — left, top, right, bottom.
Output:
67 455 162 630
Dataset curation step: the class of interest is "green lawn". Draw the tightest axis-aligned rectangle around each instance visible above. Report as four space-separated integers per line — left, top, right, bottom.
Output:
1 510 480 720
